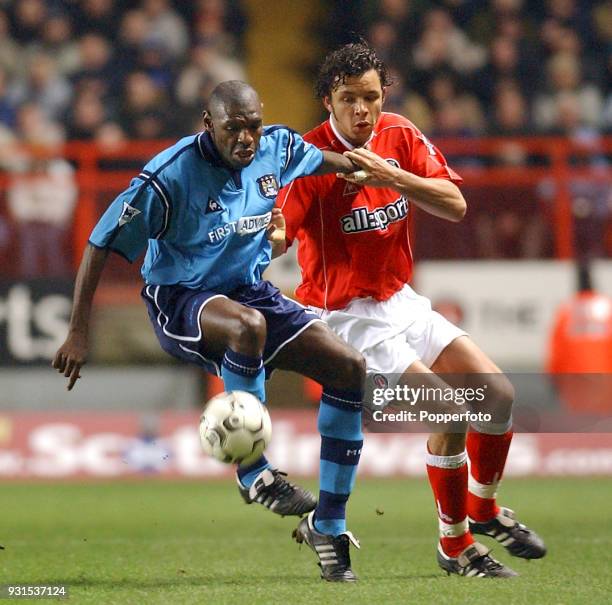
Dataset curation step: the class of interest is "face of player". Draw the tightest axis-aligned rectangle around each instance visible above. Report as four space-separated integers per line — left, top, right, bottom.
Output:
324 69 384 147
205 100 263 170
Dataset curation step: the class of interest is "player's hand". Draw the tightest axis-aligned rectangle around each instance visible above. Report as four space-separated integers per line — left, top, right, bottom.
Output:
52 331 88 391
337 148 400 188
266 208 286 245
267 208 287 258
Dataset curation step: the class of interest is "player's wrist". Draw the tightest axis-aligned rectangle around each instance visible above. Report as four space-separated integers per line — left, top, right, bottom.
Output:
390 166 411 191
68 325 89 339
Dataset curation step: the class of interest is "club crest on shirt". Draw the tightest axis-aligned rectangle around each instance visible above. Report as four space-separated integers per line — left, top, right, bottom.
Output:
372 373 389 389
256 174 279 199
118 202 141 226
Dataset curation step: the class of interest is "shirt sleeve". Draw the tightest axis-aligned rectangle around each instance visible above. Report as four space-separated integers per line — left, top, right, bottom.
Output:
279 128 324 187
404 128 463 184
89 176 168 262
276 175 318 247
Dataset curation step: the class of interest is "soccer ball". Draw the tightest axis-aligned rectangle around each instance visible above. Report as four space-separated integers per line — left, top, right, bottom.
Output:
199 391 272 465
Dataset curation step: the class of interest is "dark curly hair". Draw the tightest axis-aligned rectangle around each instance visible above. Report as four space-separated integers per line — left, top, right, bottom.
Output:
315 42 393 99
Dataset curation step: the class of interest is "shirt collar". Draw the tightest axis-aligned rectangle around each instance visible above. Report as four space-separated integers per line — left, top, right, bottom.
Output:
195 131 225 167
329 114 375 150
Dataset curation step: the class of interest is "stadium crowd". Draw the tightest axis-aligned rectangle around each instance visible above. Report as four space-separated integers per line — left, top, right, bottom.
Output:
325 0 611 138
0 1 609 146
0 0 247 147
0 0 609 271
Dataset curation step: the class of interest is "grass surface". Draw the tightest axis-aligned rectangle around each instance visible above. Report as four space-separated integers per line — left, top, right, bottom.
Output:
1 478 611 604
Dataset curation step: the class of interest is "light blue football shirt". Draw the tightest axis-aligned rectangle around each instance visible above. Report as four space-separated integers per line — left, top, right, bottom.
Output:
89 127 323 293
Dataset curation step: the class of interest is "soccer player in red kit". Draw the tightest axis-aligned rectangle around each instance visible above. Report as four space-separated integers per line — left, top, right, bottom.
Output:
279 43 546 577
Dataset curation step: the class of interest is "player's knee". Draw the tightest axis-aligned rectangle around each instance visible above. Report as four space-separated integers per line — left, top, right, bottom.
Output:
485 373 515 417
336 349 367 392
230 308 266 352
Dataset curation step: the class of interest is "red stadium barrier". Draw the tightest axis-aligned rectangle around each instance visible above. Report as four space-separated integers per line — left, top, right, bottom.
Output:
1 136 610 276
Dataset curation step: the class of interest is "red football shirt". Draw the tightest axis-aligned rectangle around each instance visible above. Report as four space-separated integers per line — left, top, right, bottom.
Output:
278 112 462 310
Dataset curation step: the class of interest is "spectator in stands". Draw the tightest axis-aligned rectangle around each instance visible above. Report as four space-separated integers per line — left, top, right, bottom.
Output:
377 0 413 24
7 107 77 278
0 65 17 128
592 0 612 56
427 72 486 137
533 52 603 131
540 20 582 57
427 71 459 108
10 0 47 44
8 53 72 122
117 9 150 72
67 90 108 140
368 20 398 64
465 0 522 39
119 71 171 139
192 0 247 57
136 38 175 92
75 0 120 39
71 33 118 99
413 8 487 75
491 82 531 135
141 0 189 60
543 0 594 49
13 102 64 158
0 9 23 77
472 35 532 106
94 121 127 151
36 12 80 78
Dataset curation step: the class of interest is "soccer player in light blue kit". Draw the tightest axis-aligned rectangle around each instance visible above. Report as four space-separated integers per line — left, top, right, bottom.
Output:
53 81 365 581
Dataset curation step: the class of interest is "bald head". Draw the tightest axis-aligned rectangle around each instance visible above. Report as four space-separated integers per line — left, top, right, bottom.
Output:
207 80 260 118
203 80 264 169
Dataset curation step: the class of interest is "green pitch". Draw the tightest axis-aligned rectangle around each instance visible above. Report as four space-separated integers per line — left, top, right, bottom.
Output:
2 478 611 604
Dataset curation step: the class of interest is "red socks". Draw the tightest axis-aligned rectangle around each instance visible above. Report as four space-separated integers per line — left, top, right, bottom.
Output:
466 430 513 522
426 430 513 556
426 450 474 557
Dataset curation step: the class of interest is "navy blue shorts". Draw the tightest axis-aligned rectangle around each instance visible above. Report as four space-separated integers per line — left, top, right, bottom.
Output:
142 280 322 377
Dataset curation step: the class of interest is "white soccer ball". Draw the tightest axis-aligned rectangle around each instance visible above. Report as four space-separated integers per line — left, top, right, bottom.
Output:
199 391 272 465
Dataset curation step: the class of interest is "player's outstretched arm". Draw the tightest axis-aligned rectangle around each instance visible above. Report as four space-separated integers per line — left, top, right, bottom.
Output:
313 150 358 176
340 148 466 222
52 244 110 390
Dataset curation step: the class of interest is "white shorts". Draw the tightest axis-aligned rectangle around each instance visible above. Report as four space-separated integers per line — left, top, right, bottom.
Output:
311 284 467 388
